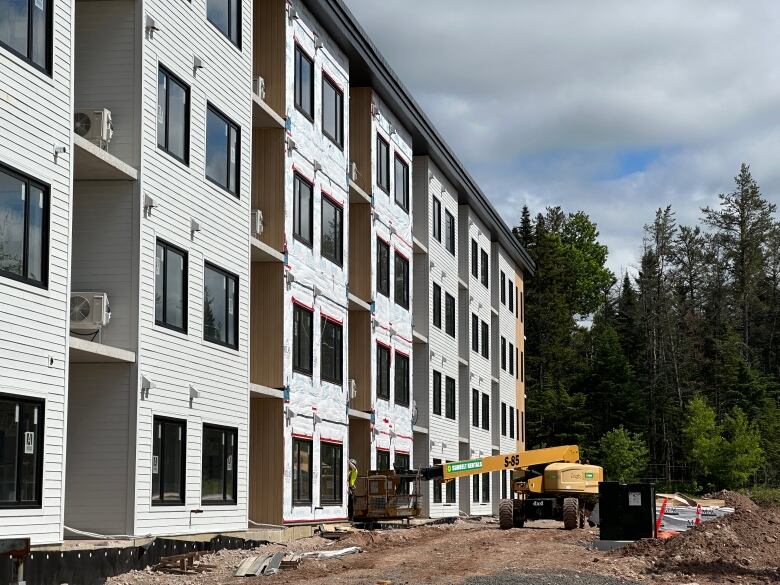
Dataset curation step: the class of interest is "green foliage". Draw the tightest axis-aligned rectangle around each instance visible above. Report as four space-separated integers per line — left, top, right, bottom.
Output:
719 407 764 487
597 426 649 482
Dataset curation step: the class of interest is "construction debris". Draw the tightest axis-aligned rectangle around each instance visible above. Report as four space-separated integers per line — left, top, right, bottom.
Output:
153 551 215 575
299 546 362 559
233 551 285 577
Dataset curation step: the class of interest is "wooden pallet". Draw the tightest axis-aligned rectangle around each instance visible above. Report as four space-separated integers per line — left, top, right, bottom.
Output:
153 551 216 574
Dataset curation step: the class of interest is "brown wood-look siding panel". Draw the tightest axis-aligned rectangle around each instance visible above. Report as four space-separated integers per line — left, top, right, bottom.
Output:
349 88 373 193
251 263 284 388
515 273 525 451
254 0 286 117
252 128 285 252
348 202 371 301
249 397 284 524
348 419 371 475
348 310 371 412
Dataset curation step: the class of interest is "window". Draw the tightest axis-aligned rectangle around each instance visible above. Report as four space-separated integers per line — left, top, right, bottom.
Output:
377 343 390 400
509 283 514 312
394 253 409 309
509 406 515 439
521 351 525 382
293 173 313 246
501 470 507 499
445 376 455 420
432 283 442 329
500 272 506 305
207 0 240 45
481 249 489 288
201 425 237 504
446 469 456 503
521 411 525 442
481 393 490 431
321 195 343 266
521 291 525 322
377 238 390 297
394 352 410 406
0 164 48 287
0 0 51 73
394 155 409 211
203 263 238 349
501 337 506 370
509 342 514 375
432 371 441 416
501 403 507 436
471 388 479 427
516 347 520 380
376 135 390 193
432 458 442 503
292 438 312 505
445 293 455 337
152 417 185 505
394 452 409 470
445 210 455 255
472 474 479 502
471 314 479 352
322 75 344 147
157 66 190 163
481 321 489 359
155 240 187 332
206 104 240 196
293 304 313 376
0 394 43 507
294 45 314 120
432 197 441 242
376 449 390 470
481 472 490 502
471 239 478 278
320 441 343 505
320 317 343 385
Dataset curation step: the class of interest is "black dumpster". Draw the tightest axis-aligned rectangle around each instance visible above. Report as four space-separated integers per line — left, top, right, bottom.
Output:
598 482 656 540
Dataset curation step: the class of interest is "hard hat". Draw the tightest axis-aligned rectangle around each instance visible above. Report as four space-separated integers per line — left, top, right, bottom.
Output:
349 458 357 466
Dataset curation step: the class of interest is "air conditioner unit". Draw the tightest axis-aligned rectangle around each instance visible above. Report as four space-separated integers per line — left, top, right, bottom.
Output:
349 379 357 401
70 292 111 331
253 75 266 100
251 209 264 237
73 108 114 148
348 161 358 182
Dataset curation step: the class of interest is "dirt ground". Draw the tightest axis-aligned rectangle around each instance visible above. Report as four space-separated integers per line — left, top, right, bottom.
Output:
106 492 779 585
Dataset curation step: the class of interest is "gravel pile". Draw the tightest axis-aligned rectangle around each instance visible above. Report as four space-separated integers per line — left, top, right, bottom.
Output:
464 570 641 585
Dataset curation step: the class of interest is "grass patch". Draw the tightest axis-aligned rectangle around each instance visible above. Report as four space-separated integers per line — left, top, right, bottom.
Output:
739 487 780 508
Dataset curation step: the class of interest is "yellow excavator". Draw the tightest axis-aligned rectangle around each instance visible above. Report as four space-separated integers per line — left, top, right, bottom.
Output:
353 445 602 530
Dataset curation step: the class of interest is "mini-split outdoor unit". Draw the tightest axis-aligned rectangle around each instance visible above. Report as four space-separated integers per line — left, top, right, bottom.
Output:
253 75 266 100
251 209 264 237
73 108 114 148
70 292 111 331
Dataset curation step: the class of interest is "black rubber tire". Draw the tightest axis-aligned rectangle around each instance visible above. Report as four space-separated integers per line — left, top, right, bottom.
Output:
498 499 514 530
563 497 579 530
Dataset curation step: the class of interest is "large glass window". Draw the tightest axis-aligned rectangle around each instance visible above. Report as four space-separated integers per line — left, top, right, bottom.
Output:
509 342 515 375
0 165 48 287
432 457 442 503
445 376 455 420
201 425 237 504
155 240 187 332
152 417 185 505
471 314 479 352
501 403 507 436
376 449 390 470
481 321 489 359
292 438 312 505
445 293 455 337
481 249 489 288
501 337 506 370
445 210 455 255
293 304 313 376
509 406 515 439
293 173 313 247
376 238 390 297
320 441 343 505
394 252 409 309
207 0 240 46
432 197 441 242
0 0 50 73
322 75 344 147
0 394 43 507
472 388 479 427
157 66 190 163
206 104 240 196
471 239 478 278
394 155 409 211
482 393 490 431
481 472 490 502
394 352 409 406
203 263 238 349
432 370 441 416
294 45 314 120
376 135 390 193
321 195 343 266
320 317 342 384
377 343 390 400
395 452 409 470
472 474 479 503
500 272 506 304
432 283 442 329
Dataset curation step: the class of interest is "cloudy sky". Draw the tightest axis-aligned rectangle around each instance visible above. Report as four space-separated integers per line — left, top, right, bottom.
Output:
342 0 780 276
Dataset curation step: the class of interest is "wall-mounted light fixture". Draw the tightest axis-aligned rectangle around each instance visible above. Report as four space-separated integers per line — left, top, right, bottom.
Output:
145 15 160 39
143 194 157 216
190 218 201 238
193 56 204 76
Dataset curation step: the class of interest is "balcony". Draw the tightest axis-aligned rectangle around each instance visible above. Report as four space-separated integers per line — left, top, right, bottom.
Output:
73 135 138 181
69 337 136 364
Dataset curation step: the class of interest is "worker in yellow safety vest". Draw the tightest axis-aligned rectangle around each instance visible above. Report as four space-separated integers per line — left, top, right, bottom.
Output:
347 458 358 520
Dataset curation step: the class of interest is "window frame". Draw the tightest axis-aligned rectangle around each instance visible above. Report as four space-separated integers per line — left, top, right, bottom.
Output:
293 172 314 247
481 393 490 431
205 103 241 197
376 449 390 471
481 472 490 503
294 44 315 122
376 238 390 297
203 262 239 350
500 272 506 305
472 474 479 502
151 416 186 506
471 313 479 352
292 437 313 506
394 154 409 212
501 402 507 436
201 424 238 505
432 196 441 242
157 65 191 165
481 321 489 359
471 388 479 427
319 440 343 506
509 342 515 375
509 406 515 439
445 376 456 420
432 283 442 329
394 252 410 309
321 72 344 148
432 457 442 503
432 370 442 416
155 239 188 333
376 135 390 193
0 393 45 509
0 0 53 75
445 293 455 338
207 0 241 47
320 316 343 385
394 351 410 407
321 194 344 266
0 163 50 288
293 303 314 377
501 336 506 371
445 210 455 255
480 249 489 288
376 343 391 400
471 239 478 278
